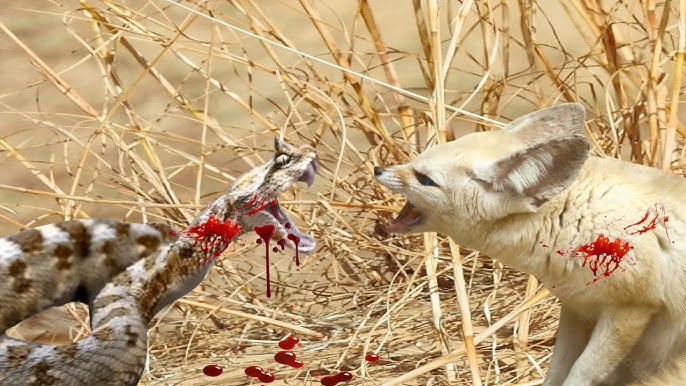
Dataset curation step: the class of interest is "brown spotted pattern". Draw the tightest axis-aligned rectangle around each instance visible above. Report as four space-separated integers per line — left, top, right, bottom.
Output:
0 220 174 331
54 221 90 259
7 230 43 255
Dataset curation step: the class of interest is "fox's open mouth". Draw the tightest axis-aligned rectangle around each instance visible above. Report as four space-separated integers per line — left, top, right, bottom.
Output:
387 201 422 232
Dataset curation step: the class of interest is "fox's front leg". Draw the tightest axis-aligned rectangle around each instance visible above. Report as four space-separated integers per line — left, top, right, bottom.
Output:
543 306 593 386
562 306 654 386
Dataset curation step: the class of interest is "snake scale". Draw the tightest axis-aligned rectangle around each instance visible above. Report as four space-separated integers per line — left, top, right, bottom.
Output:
0 139 317 385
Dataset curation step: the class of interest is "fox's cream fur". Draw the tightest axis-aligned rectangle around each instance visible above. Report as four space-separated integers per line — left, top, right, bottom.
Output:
375 103 686 385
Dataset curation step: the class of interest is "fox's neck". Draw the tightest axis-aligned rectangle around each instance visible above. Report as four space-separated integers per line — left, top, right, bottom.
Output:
450 170 599 289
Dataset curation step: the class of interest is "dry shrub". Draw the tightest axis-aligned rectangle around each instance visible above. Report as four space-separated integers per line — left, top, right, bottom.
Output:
0 0 684 385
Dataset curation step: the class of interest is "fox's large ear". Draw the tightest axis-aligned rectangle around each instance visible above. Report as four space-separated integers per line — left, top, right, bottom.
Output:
472 134 590 210
504 103 586 144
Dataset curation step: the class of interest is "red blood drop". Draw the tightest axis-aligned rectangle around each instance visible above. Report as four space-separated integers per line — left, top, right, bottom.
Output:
278 334 300 350
244 365 262 377
277 239 286 250
254 225 276 298
321 371 354 386
244 366 275 383
254 224 276 242
575 233 633 284
287 233 301 266
272 246 279 253
186 215 241 260
256 238 263 244
285 223 291 229
365 353 380 362
274 350 296 365
274 350 303 368
203 364 223 377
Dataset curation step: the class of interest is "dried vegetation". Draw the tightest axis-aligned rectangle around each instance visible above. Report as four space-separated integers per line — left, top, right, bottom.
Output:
0 0 685 384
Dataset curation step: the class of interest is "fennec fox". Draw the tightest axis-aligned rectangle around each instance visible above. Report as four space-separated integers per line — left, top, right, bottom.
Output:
374 103 686 385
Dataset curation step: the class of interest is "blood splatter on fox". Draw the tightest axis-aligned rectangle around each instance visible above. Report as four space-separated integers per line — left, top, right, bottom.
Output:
575 234 633 284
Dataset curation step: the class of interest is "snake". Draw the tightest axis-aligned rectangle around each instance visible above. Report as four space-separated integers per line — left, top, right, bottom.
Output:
0 138 317 385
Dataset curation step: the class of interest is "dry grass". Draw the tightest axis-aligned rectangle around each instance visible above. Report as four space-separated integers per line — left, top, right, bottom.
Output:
1 0 685 385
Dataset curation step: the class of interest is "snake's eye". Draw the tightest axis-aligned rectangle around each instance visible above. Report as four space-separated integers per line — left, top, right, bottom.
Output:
274 154 290 167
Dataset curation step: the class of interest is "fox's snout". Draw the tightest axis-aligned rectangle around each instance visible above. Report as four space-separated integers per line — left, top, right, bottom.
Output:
373 165 403 191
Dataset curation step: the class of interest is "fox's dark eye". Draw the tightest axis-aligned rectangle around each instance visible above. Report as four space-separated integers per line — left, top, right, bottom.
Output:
415 171 437 186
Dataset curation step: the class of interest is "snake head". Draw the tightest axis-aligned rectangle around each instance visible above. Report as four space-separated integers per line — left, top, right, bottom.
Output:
228 137 318 253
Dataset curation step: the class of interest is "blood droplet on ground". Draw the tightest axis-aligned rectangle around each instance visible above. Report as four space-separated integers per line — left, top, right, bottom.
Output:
274 350 304 368
254 224 276 298
278 334 300 350
321 371 354 386
272 246 279 253
365 353 380 362
202 364 223 377
287 233 301 266
187 215 241 261
575 233 633 284
285 223 291 229
244 366 275 383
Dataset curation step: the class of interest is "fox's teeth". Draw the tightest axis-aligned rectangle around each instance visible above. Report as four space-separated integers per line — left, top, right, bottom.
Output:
386 201 422 233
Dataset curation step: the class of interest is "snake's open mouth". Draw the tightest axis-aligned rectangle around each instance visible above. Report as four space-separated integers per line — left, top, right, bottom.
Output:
271 157 318 253
267 198 316 253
